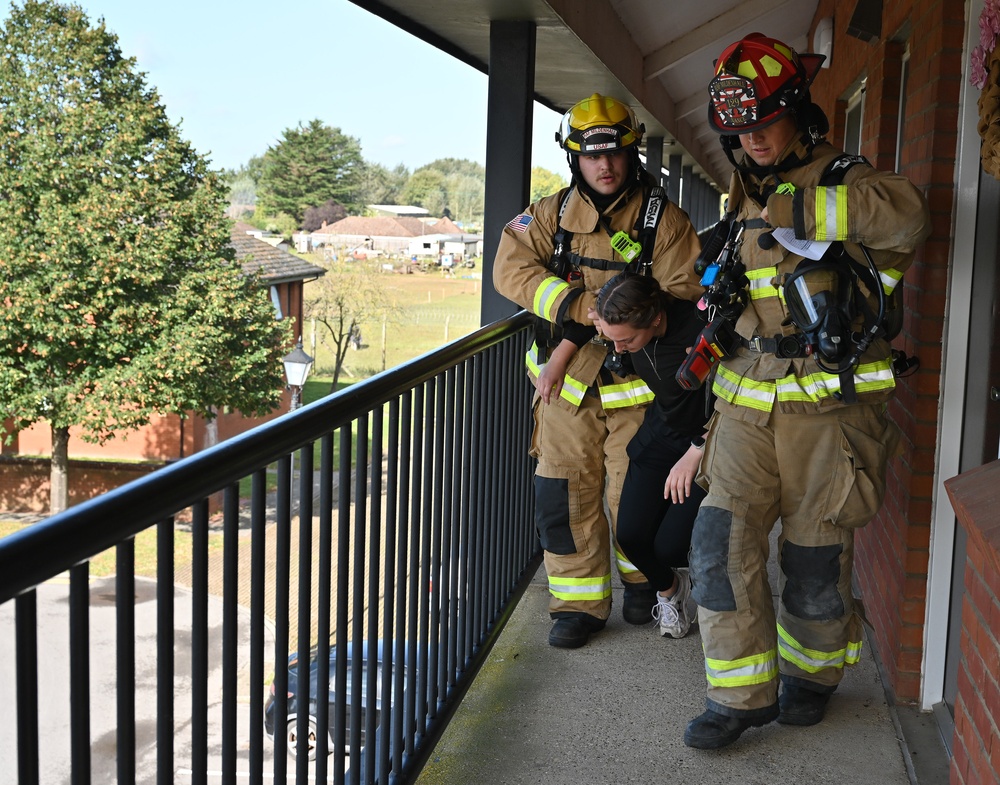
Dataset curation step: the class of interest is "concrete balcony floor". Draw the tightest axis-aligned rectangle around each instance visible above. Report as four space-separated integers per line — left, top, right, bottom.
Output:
416 561 951 785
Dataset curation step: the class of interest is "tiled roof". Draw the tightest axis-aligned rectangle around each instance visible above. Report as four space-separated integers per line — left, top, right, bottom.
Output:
315 214 464 239
229 232 326 284
315 216 419 238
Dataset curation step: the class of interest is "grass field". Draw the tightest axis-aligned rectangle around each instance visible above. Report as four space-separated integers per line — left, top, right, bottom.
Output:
304 267 484 388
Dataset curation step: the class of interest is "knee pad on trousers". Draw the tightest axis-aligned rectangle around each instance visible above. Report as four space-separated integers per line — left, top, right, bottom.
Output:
534 475 576 554
780 541 845 620
689 505 737 611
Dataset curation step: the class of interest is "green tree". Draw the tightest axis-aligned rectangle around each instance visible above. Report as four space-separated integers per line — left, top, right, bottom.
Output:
401 168 448 216
305 262 394 390
257 119 364 223
401 159 486 224
221 156 265 216
530 166 568 202
357 160 409 207
446 173 485 226
425 157 485 180
0 0 290 513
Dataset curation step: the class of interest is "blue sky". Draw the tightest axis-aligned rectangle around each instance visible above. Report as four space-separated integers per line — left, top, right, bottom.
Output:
16 0 569 176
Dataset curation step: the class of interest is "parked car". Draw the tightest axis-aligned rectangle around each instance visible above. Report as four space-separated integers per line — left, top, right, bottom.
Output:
264 639 407 762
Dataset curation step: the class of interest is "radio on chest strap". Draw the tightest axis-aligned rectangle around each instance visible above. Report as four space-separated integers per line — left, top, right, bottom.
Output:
549 185 667 278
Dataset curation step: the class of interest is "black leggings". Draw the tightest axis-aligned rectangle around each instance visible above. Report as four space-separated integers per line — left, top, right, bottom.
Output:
616 409 706 592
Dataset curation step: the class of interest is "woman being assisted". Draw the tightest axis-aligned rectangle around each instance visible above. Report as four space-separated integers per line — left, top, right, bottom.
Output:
591 271 711 639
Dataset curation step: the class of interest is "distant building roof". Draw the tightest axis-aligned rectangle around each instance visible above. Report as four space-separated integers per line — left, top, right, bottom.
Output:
367 204 429 216
429 216 462 234
315 215 463 239
230 230 325 284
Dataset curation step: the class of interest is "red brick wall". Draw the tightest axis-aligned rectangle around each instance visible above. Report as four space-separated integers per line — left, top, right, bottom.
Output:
0 456 160 513
807 0 963 704
946 461 1000 785
12 398 289 463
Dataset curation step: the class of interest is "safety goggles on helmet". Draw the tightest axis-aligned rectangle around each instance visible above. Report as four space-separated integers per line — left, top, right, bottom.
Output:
556 93 645 155
707 33 825 135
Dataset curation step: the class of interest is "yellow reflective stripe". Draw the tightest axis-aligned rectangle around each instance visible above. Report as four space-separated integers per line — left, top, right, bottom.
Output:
559 375 588 406
615 548 640 575
549 573 612 601
524 343 543 376
713 365 776 412
524 343 587 408
880 267 903 294
775 360 895 403
533 276 569 321
815 185 849 241
600 378 654 409
705 649 779 688
746 267 779 300
776 624 863 673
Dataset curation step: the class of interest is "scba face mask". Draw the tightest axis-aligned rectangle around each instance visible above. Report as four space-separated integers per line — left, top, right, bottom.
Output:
780 250 881 373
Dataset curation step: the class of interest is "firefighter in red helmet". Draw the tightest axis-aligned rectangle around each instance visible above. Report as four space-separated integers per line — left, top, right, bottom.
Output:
493 93 703 648
682 33 931 749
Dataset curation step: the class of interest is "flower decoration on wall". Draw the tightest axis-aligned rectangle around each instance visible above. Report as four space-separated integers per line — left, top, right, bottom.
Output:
971 0 1000 89
973 0 1000 178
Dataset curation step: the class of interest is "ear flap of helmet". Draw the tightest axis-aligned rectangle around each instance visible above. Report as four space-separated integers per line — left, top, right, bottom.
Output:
797 101 830 139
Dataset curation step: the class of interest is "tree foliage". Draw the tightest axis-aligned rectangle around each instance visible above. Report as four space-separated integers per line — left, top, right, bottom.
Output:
304 262 394 390
257 119 364 223
302 199 347 232
401 168 448 217
399 159 486 225
0 0 290 508
530 166 568 203
356 160 409 207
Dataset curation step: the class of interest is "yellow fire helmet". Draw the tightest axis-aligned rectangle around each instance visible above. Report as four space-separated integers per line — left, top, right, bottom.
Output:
556 93 645 155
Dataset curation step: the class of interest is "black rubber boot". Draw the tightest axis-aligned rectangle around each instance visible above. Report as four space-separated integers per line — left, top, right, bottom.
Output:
778 684 832 726
683 705 779 749
622 583 657 625
548 616 602 648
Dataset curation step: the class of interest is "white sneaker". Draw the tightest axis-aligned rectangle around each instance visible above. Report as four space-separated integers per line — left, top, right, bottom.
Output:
652 569 697 639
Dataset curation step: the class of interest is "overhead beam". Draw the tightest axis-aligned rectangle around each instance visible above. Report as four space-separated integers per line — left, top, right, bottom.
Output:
676 89 708 121
546 0 730 186
643 0 793 80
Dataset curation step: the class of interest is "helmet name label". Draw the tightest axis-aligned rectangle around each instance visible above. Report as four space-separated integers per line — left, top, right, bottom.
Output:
582 126 615 139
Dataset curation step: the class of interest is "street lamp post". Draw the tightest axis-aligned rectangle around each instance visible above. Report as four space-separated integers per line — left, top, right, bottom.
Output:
282 338 314 412
282 338 314 516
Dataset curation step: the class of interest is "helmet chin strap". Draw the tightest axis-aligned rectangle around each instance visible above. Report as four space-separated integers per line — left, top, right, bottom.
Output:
722 130 817 179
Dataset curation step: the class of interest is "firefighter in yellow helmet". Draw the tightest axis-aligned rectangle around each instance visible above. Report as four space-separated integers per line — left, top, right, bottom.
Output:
493 93 703 648
683 34 931 748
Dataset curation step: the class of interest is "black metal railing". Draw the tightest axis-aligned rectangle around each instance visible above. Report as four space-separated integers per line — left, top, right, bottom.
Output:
0 311 541 785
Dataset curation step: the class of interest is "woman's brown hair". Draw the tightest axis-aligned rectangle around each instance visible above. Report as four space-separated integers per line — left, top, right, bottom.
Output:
595 272 672 328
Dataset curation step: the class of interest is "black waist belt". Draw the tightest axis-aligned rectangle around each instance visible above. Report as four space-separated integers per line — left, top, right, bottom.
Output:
741 335 782 353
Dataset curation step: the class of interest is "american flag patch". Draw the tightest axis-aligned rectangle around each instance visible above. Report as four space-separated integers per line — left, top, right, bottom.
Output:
506 213 533 233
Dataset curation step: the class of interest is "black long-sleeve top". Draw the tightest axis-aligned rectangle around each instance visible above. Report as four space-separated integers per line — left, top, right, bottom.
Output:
628 298 712 439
